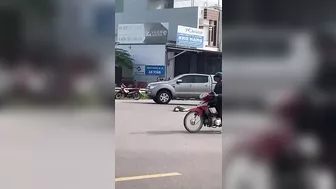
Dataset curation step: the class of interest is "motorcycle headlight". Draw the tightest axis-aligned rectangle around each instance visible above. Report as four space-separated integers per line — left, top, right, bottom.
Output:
199 93 207 99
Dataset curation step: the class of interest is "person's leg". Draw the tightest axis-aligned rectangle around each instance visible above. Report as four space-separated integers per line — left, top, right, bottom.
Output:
215 101 222 129
216 97 222 119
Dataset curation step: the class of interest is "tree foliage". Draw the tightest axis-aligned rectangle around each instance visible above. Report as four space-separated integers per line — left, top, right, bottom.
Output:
115 48 134 69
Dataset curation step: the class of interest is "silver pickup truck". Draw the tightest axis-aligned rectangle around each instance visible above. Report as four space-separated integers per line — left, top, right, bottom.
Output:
146 73 216 104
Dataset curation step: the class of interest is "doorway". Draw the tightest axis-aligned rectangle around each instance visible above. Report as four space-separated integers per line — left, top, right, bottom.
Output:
174 51 191 76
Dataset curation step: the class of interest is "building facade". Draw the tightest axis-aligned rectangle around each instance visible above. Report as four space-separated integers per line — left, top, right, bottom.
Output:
0 0 222 82
116 0 222 83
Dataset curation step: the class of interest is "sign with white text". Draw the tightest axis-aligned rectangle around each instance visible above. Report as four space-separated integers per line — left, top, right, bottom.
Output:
144 65 165 76
176 25 204 49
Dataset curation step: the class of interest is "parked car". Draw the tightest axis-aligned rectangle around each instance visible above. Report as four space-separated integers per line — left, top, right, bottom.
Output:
146 73 217 104
222 28 319 108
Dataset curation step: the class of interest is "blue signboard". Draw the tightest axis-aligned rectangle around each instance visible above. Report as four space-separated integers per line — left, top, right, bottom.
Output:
145 65 165 76
176 25 204 48
176 33 204 48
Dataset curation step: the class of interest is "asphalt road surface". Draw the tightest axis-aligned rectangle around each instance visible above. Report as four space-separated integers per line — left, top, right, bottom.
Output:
116 100 271 189
0 101 270 189
0 107 113 189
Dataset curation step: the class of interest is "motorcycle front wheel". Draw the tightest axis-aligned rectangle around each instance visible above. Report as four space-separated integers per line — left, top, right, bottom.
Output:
133 92 141 100
115 92 122 99
183 111 204 133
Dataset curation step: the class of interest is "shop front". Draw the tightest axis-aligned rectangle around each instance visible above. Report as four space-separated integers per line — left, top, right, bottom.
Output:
165 25 222 79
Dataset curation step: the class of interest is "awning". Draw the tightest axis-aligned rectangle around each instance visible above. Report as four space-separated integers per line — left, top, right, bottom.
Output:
166 46 202 53
166 43 221 54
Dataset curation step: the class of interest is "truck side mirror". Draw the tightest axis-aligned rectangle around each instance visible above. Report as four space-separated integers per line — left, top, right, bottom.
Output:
176 79 182 84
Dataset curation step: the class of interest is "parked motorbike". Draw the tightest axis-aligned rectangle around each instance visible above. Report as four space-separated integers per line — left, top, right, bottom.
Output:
115 83 141 100
183 92 221 133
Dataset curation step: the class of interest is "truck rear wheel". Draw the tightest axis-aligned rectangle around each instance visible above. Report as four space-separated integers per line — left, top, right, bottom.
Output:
156 90 172 104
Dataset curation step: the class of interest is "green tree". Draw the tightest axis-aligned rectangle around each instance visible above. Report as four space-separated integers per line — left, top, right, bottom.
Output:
115 48 134 69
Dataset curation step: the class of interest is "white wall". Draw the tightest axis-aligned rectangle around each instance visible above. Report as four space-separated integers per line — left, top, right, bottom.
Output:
116 44 166 82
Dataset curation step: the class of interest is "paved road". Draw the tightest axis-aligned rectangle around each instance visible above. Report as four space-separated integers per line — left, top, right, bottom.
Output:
0 108 114 189
116 100 271 189
0 101 271 189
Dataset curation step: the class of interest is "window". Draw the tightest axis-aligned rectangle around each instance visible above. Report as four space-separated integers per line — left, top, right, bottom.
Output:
210 27 214 42
208 30 211 45
148 0 174 9
116 0 123 13
180 75 195 83
165 0 174 8
195 76 209 83
213 21 217 46
179 75 209 83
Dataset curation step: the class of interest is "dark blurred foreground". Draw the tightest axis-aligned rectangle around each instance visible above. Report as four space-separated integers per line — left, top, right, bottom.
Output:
0 0 114 108
222 1 336 188
0 1 114 189
1 0 336 189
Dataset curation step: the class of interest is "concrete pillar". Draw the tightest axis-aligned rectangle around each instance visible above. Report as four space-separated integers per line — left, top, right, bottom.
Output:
166 51 175 79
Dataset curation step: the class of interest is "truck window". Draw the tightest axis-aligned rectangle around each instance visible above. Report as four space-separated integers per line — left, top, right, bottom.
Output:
194 76 209 83
179 75 195 83
179 75 209 83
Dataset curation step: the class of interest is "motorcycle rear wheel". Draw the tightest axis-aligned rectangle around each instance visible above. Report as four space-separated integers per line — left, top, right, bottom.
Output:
115 92 122 99
183 111 204 133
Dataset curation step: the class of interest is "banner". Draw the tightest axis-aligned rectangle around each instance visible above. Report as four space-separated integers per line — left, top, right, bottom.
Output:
117 23 169 44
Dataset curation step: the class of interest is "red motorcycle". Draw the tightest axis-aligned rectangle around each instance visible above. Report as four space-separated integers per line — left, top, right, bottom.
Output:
183 92 221 133
115 83 141 100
